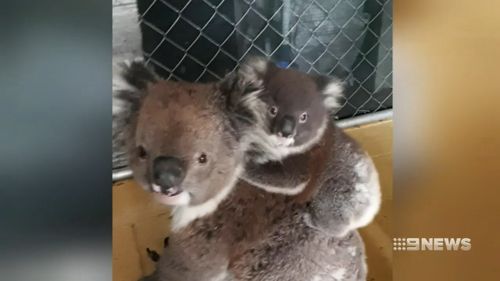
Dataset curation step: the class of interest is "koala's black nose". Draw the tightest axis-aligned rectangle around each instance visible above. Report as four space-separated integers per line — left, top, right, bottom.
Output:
276 116 296 138
153 156 185 189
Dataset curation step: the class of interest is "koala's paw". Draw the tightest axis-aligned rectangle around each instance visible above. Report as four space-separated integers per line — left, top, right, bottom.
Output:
303 213 352 238
146 248 160 262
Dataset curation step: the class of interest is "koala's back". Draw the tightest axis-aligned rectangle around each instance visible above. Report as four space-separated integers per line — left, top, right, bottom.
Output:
223 125 373 280
226 185 366 281
231 229 366 281
157 181 366 281
307 124 381 237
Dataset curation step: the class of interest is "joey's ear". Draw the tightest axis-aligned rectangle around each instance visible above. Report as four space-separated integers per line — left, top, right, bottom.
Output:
313 75 344 110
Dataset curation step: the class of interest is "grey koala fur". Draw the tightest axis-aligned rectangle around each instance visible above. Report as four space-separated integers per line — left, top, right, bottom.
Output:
154 183 367 281
115 59 368 281
237 57 381 238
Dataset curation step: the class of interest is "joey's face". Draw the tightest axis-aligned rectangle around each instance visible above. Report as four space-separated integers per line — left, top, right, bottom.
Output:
127 81 242 207
261 69 328 149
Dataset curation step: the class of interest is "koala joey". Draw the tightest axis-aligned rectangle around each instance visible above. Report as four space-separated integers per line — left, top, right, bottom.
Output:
237 57 382 238
115 59 368 281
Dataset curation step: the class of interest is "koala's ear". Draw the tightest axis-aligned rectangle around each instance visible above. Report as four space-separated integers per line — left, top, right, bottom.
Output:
219 71 262 109
218 70 267 134
313 75 344 110
120 58 158 90
221 56 274 110
238 56 274 88
113 58 158 113
218 72 240 105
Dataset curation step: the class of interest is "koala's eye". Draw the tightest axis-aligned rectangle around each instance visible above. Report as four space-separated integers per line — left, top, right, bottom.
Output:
197 153 208 164
299 112 308 123
269 106 278 117
137 145 147 160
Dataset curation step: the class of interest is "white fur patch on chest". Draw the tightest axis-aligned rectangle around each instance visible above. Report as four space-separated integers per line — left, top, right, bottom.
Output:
170 165 243 231
249 118 328 163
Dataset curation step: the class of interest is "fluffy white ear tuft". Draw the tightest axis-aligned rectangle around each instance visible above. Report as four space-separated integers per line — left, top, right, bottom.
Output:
112 57 158 115
238 56 269 88
112 60 135 115
321 78 344 110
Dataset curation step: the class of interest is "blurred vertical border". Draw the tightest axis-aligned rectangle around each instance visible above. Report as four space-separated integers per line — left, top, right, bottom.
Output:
0 1 112 280
394 0 500 280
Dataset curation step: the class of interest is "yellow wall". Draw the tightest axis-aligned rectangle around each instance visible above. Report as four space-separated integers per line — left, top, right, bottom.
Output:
113 120 393 281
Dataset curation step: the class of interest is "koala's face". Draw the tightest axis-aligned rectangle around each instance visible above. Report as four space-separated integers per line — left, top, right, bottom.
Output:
127 81 242 207
261 68 329 148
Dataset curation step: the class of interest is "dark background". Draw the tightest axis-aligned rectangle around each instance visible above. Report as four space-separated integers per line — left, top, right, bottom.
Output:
112 0 393 172
137 0 392 119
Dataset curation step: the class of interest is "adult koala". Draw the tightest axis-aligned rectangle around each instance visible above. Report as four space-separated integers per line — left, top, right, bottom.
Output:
115 59 367 281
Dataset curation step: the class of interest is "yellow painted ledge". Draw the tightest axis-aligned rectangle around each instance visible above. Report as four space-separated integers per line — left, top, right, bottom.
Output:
113 120 393 281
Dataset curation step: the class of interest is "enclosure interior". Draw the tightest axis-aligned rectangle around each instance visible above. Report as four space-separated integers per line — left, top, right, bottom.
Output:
112 0 393 280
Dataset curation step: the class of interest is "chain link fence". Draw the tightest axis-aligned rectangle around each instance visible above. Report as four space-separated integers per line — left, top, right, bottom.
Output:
137 0 392 119
113 0 392 174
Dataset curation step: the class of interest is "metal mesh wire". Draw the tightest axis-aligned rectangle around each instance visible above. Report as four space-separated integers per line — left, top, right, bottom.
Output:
136 0 392 118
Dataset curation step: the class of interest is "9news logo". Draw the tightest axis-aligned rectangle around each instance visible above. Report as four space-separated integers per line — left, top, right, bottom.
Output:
393 237 471 251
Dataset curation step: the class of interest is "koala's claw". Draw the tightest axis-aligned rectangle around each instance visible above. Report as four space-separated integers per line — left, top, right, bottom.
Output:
146 248 160 262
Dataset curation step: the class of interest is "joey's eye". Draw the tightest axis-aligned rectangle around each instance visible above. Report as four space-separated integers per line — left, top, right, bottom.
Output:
269 106 278 117
198 153 208 164
137 145 147 160
299 112 308 123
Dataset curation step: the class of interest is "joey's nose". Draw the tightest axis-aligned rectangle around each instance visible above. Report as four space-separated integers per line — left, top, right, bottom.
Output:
276 116 296 138
153 156 185 191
